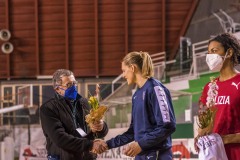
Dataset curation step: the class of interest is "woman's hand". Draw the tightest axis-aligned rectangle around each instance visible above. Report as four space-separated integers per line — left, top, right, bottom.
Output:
198 124 212 137
194 136 200 153
124 141 142 157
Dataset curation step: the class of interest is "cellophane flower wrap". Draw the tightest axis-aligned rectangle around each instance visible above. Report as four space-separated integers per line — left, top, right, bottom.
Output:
85 85 108 126
197 76 218 136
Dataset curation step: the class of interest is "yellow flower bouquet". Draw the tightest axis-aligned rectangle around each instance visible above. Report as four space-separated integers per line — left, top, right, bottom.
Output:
85 85 108 126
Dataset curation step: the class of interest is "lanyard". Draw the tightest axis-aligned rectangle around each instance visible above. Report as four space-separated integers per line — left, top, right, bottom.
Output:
71 100 77 128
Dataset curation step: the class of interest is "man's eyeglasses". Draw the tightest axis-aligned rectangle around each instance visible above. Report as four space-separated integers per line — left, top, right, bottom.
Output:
59 81 78 88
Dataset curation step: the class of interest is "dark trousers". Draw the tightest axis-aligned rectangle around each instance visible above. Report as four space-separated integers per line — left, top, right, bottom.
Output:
135 149 172 160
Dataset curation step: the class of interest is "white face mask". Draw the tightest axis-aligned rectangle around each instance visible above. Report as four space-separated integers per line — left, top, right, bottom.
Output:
206 53 227 72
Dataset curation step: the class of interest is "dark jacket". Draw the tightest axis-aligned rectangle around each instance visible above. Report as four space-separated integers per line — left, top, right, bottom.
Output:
40 93 108 160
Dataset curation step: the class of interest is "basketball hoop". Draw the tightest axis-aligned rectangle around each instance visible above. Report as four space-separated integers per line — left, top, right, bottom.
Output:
28 105 38 115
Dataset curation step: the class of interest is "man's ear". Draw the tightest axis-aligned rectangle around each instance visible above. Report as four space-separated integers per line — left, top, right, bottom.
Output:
55 87 60 94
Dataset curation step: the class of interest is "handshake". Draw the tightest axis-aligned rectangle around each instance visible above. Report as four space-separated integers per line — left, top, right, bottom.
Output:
91 140 142 157
91 139 108 154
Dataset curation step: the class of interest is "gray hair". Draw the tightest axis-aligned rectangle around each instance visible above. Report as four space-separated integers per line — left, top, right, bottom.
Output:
52 69 74 89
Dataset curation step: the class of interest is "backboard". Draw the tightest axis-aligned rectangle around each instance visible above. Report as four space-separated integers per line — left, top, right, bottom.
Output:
17 85 33 108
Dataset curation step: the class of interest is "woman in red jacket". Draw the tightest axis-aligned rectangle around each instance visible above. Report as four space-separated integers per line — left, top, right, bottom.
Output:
197 33 240 160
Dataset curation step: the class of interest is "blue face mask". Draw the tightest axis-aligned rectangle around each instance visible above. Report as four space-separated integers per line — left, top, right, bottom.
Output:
64 85 78 100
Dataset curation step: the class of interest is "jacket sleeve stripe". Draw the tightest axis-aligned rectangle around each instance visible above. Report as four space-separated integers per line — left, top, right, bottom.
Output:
154 86 170 123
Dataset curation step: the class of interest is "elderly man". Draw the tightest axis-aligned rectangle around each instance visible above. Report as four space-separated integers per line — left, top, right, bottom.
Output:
40 69 108 160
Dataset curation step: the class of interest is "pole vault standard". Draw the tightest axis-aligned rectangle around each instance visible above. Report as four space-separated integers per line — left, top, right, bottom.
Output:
0 115 31 145
0 104 38 145
0 104 24 114
0 105 31 145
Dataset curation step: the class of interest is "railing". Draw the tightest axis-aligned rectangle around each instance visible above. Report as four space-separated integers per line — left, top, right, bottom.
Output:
170 39 209 82
111 74 123 94
190 40 209 77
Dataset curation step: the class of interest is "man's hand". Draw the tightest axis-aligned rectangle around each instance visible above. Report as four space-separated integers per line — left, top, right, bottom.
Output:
90 120 104 133
124 141 142 157
91 139 108 154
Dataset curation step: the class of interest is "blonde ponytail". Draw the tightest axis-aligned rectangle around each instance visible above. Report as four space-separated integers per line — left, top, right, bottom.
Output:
140 51 154 78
